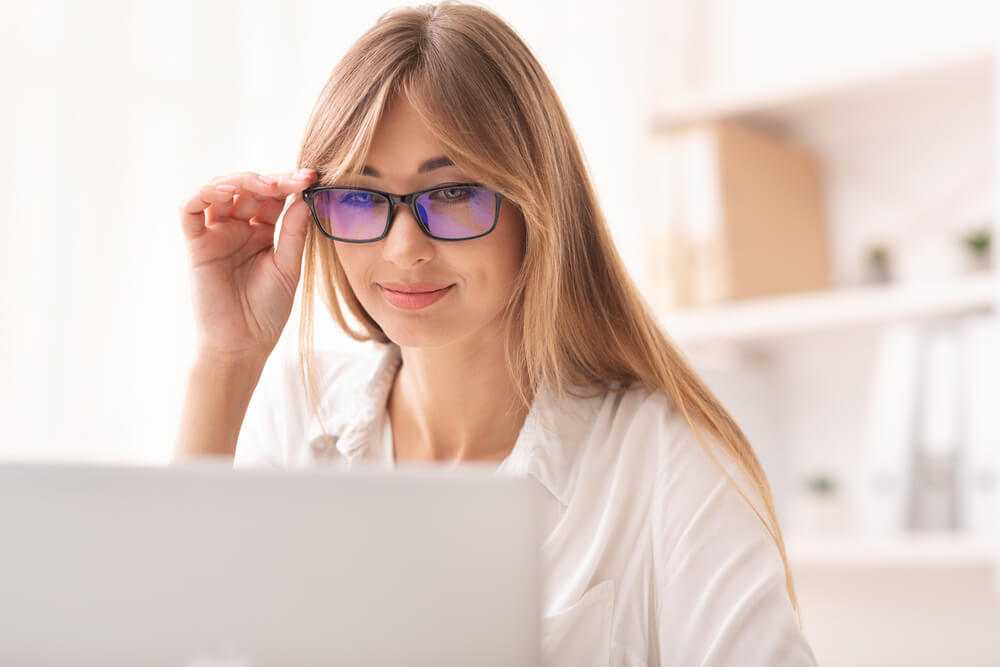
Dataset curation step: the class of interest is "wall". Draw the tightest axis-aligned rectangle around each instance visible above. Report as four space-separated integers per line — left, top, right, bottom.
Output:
0 0 650 463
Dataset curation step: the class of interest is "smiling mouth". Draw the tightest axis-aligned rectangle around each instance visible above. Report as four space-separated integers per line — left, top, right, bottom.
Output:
378 284 454 310
377 282 454 294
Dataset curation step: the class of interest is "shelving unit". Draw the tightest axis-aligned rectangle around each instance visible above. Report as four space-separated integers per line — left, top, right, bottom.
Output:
644 16 1000 582
785 533 1000 571
651 46 995 133
660 272 996 346
643 8 1000 664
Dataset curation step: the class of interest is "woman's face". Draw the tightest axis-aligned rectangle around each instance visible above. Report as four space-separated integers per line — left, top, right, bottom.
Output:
333 96 526 348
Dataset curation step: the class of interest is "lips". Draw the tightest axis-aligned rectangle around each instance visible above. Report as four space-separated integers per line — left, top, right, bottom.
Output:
378 282 454 310
378 282 453 293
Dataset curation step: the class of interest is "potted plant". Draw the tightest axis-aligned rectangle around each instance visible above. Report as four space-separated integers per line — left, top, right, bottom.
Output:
961 227 993 273
789 472 848 534
864 244 892 283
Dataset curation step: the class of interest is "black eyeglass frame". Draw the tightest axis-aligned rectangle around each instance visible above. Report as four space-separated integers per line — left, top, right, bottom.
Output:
301 182 505 243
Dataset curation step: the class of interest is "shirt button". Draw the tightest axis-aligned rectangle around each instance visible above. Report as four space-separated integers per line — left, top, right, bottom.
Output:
309 434 339 457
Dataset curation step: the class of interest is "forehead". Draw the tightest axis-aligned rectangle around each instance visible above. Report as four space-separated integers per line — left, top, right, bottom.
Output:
361 156 453 178
364 96 451 175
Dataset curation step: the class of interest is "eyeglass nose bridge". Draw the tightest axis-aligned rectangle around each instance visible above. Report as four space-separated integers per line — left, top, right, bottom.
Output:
382 192 430 236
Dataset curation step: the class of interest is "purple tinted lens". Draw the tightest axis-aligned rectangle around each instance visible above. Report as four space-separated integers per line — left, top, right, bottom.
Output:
416 186 496 239
313 189 389 240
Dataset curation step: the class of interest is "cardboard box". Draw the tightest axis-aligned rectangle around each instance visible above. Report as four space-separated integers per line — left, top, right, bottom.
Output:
647 120 833 309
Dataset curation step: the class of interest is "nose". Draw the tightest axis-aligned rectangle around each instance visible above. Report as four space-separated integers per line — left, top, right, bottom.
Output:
381 201 434 267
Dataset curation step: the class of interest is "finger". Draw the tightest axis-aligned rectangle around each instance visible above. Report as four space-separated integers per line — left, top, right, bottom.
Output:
286 167 319 188
211 171 286 199
208 171 280 221
251 194 288 226
206 183 236 219
230 190 267 222
272 168 318 196
219 169 316 222
179 185 236 240
251 168 317 225
273 196 313 285
244 171 293 225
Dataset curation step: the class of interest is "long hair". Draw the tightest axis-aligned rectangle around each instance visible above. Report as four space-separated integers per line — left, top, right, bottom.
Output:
293 0 802 623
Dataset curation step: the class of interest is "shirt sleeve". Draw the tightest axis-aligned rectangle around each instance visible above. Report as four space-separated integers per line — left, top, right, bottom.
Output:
651 411 817 666
233 350 292 469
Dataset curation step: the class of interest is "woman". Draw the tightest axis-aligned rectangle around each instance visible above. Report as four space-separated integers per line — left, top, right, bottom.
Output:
175 2 817 665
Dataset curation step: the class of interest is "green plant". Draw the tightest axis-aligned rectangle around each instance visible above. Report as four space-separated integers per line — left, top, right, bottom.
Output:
963 228 992 256
803 475 836 495
865 244 891 282
867 245 888 264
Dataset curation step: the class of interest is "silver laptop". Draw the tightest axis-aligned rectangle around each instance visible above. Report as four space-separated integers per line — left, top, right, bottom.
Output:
0 461 543 666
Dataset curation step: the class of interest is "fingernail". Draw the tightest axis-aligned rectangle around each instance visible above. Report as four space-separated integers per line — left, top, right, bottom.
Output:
258 174 277 184
216 184 237 192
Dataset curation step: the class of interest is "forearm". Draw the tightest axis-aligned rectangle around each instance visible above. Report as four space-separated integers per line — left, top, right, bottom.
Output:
173 352 268 461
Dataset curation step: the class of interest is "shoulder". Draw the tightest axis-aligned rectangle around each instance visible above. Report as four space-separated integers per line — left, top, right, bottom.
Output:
564 383 762 536
577 384 708 466
540 384 710 507
617 386 764 529
598 385 749 487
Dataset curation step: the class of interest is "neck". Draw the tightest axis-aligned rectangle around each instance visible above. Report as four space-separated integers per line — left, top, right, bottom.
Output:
387 326 529 462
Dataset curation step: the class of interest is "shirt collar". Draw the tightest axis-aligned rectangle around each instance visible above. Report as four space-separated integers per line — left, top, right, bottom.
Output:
327 341 402 460
306 341 599 509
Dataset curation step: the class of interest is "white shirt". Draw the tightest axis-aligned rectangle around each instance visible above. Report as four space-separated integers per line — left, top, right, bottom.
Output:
235 340 817 666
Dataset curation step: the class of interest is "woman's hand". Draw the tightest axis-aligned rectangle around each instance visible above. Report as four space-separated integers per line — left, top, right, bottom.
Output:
179 168 318 365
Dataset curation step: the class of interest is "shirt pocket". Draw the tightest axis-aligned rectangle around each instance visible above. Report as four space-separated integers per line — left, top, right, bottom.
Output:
541 579 615 667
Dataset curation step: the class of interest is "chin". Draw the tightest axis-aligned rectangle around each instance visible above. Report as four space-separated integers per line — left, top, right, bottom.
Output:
368 309 452 348
360 290 504 349
382 327 457 349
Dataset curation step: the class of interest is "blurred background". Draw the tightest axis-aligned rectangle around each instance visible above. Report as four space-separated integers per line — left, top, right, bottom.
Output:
1 0 998 665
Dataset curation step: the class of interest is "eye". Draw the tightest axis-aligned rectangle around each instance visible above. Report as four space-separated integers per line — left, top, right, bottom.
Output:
431 186 474 202
340 190 375 205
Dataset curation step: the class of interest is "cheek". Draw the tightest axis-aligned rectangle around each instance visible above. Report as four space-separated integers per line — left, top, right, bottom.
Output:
462 230 523 305
334 245 375 295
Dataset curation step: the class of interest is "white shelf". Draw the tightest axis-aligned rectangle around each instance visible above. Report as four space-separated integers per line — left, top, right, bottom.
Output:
786 533 1000 570
652 46 994 131
658 273 997 346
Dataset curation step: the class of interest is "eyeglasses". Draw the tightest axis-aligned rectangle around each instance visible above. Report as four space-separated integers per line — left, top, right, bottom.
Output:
302 183 505 243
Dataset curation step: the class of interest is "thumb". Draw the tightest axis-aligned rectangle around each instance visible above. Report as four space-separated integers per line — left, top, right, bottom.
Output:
274 196 312 286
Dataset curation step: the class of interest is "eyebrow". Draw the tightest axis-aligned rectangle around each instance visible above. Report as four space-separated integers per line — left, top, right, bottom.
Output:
360 156 454 178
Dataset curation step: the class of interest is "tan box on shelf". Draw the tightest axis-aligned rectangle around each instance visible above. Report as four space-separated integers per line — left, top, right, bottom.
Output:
647 120 833 310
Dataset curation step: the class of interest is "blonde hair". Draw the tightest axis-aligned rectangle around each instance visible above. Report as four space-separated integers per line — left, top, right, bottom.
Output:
293 0 802 625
